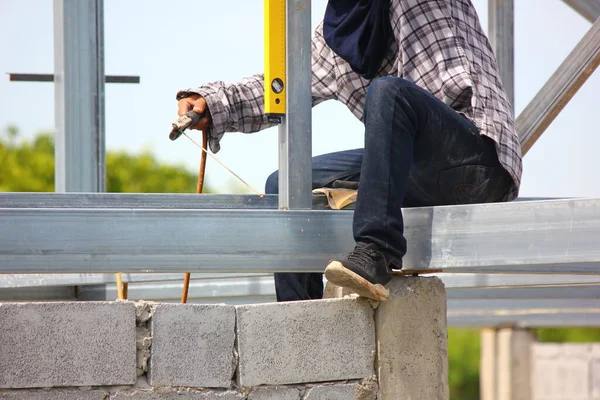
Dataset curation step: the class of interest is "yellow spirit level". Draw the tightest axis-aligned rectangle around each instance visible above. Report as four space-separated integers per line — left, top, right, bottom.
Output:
264 0 286 118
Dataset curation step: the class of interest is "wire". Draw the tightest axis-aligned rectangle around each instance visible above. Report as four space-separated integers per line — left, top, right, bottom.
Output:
183 133 264 197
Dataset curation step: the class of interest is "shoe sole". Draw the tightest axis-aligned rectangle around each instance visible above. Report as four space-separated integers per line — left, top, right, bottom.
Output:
324 261 390 301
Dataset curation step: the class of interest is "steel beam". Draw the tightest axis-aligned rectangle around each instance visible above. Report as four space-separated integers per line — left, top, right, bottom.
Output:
2 197 600 273
0 273 269 288
0 193 329 210
4 271 600 289
517 17 600 154
488 0 515 108
278 0 312 210
8 73 139 83
69 279 600 302
448 299 600 327
54 0 105 192
562 0 600 22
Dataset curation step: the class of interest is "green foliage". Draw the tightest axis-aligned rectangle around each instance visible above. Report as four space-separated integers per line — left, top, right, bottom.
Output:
534 328 600 343
0 126 203 193
448 329 481 400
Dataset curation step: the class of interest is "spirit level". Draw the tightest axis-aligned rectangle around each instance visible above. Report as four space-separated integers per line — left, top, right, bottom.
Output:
264 0 286 118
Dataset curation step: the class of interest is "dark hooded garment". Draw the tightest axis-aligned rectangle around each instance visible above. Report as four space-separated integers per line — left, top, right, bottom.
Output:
323 0 393 80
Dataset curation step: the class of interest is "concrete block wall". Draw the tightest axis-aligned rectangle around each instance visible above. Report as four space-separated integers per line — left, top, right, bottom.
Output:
481 330 600 400
531 343 600 400
0 276 448 400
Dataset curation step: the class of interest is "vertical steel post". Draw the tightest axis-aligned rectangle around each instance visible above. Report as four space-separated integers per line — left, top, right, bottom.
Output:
488 0 515 110
278 0 312 210
54 0 106 192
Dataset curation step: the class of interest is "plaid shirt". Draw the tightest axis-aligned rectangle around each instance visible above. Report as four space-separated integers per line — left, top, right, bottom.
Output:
178 0 522 200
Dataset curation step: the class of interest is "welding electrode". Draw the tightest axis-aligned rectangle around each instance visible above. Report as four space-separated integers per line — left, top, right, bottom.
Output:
169 110 205 141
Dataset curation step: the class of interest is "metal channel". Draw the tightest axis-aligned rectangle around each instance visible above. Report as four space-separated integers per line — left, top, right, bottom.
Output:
0 193 328 210
278 0 312 210
54 0 105 192
5 271 600 289
8 73 139 84
69 279 600 302
517 17 600 154
2 197 600 273
488 0 515 108
448 299 600 327
562 0 600 22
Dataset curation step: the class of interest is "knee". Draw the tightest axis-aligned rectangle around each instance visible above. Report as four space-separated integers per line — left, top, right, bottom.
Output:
366 77 414 105
265 170 279 194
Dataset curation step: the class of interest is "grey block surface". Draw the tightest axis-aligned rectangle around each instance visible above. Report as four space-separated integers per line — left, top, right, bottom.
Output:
0 390 106 399
247 387 300 400
376 276 449 400
0 302 136 388
304 383 369 400
149 303 236 388
113 390 243 399
236 298 375 387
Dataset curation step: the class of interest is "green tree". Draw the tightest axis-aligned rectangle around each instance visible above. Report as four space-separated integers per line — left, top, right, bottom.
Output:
0 126 204 193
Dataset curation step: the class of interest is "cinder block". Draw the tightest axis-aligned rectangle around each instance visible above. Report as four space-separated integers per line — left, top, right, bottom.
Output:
304 382 377 400
561 343 593 358
149 304 236 388
531 343 561 358
591 358 600 398
236 298 375 387
0 302 136 388
113 390 243 399
532 358 589 400
375 276 448 400
247 387 300 400
0 390 106 399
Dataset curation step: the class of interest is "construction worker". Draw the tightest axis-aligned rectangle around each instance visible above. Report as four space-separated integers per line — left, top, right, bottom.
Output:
176 0 522 302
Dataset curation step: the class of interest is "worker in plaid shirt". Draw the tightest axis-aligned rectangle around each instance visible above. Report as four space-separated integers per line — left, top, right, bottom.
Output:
177 0 522 302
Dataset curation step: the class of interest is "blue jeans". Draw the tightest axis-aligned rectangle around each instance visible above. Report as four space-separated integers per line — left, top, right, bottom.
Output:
266 77 512 301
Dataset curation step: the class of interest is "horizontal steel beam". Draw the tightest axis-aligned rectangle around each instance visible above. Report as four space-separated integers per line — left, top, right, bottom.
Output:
4 272 600 289
2 197 600 274
448 299 600 327
0 272 269 288
70 277 600 302
562 0 600 22
0 193 553 210
0 193 327 209
517 17 600 154
8 73 140 84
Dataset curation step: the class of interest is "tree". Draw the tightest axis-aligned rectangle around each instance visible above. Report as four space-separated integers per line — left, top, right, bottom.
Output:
0 126 204 193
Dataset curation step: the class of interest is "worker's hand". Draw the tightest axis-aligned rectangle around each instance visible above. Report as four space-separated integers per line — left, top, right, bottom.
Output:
177 94 212 131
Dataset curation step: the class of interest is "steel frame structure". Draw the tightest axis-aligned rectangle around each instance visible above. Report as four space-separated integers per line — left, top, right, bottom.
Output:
1 0 600 327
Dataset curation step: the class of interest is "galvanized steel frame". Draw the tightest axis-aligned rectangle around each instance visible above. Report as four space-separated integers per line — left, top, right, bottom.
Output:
3 1 600 328
53 0 106 192
1 197 600 274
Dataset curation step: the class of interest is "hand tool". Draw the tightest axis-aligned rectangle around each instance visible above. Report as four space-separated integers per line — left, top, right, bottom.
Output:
169 110 205 141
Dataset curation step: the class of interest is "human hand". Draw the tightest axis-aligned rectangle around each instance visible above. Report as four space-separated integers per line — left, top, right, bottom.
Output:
177 94 212 131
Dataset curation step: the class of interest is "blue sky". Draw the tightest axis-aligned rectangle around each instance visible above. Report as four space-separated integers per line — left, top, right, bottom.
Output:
0 0 598 197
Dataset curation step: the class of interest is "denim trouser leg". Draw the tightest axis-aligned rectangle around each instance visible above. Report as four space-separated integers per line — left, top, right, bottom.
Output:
269 77 511 301
266 150 363 302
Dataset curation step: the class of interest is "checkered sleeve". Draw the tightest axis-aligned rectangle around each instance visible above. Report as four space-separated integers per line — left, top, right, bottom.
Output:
176 23 345 153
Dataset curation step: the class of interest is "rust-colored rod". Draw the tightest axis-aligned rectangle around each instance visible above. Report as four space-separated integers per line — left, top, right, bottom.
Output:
116 273 125 300
181 131 208 304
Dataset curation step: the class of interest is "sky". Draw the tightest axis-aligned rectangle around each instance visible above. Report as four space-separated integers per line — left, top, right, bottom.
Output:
0 0 598 197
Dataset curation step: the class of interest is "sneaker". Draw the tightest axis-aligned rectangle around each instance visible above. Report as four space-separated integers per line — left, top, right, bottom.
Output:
324 243 392 301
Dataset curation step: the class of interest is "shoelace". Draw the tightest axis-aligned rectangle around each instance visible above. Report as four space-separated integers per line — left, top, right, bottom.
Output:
347 246 382 267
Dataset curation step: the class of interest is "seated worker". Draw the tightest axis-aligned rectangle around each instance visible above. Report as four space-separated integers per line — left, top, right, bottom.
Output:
176 0 522 302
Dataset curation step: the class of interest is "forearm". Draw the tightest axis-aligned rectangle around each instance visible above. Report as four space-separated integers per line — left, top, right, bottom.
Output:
177 74 275 137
